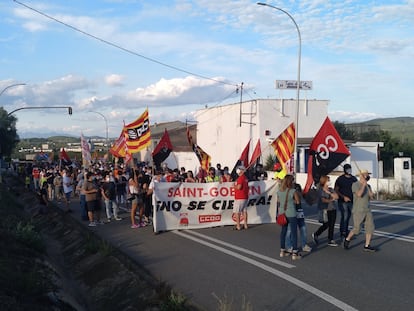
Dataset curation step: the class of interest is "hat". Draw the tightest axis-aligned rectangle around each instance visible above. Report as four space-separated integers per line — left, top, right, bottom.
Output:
356 169 371 176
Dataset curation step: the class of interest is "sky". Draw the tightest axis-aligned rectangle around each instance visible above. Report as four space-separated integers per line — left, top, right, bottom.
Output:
1 0 413 138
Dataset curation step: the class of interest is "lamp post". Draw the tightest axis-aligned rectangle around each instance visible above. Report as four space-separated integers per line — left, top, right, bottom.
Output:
0 83 26 97
257 2 302 174
89 111 109 155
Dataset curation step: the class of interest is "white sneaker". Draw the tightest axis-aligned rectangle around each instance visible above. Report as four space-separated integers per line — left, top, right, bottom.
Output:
279 249 290 257
302 244 312 252
114 217 122 221
328 240 339 247
88 222 96 227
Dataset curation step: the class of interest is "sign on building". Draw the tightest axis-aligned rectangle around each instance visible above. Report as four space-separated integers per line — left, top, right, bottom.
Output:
276 80 313 90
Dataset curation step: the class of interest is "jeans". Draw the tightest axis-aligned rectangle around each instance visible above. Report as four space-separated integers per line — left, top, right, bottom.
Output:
338 200 352 236
79 194 88 220
286 217 307 249
280 217 299 252
104 199 119 219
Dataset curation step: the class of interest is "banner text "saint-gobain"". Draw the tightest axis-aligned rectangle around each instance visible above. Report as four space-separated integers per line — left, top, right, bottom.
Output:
167 184 262 198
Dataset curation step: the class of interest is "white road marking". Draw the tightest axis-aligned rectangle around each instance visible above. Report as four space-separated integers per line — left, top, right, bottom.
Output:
371 209 414 217
306 219 414 243
185 229 295 268
173 230 358 311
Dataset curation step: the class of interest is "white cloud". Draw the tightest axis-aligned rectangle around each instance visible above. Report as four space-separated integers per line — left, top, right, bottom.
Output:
125 76 237 106
105 74 125 87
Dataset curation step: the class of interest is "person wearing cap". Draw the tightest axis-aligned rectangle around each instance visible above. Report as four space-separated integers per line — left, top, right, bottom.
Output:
335 164 357 239
343 169 377 252
233 166 249 230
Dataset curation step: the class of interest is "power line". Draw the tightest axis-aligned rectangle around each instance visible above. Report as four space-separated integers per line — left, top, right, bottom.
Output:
13 0 240 89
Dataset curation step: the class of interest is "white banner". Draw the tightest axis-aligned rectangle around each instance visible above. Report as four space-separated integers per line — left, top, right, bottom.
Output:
153 180 279 232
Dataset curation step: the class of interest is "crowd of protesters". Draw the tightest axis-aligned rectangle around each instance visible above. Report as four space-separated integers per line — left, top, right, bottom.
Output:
17 159 268 229
15 159 376 258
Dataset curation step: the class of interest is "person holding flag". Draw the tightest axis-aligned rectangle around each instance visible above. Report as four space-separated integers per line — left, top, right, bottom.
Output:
343 169 377 252
335 164 357 239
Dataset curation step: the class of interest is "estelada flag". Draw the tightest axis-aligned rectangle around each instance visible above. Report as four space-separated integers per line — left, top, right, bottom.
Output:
110 129 128 158
59 148 72 166
304 117 350 193
152 129 173 169
186 127 211 172
230 140 250 180
124 109 151 153
270 123 295 174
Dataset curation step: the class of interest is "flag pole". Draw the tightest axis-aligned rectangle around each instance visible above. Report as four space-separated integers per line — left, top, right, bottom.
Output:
244 142 272 171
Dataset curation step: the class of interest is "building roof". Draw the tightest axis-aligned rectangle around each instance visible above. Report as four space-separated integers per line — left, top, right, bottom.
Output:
150 121 196 152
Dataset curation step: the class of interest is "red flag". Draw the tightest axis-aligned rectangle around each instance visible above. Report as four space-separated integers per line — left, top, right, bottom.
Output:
230 140 250 180
152 129 173 169
124 109 151 153
304 117 350 193
249 139 261 167
59 148 72 166
271 123 295 168
187 127 211 171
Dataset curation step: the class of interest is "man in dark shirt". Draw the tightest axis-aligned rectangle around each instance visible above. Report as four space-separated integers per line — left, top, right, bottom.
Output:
334 164 357 239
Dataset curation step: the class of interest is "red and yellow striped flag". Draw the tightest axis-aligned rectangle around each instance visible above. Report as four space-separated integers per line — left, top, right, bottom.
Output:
124 109 151 153
110 130 127 158
271 122 295 166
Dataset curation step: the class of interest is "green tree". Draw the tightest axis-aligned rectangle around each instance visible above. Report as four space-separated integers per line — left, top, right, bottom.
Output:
0 107 20 161
333 121 356 140
358 129 410 176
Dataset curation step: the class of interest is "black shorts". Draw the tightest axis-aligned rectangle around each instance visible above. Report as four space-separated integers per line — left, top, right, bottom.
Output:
86 200 100 212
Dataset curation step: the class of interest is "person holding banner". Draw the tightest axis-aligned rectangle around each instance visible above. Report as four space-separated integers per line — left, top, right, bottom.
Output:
233 166 249 230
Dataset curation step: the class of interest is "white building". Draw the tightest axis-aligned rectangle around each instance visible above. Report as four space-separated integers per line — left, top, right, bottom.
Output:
195 98 329 172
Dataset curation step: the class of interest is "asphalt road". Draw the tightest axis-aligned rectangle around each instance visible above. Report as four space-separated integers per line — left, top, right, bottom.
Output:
65 198 414 311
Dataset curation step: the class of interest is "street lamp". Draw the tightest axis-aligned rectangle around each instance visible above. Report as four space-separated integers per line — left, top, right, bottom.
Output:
0 83 26 97
257 2 302 174
89 111 109 154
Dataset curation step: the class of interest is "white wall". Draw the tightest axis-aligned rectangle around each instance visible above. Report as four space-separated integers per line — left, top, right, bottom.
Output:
349 142 383 178
195 99 328 169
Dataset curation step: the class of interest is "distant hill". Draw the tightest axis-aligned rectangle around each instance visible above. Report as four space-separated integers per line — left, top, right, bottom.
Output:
346 117 414 144
18 117 414 144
